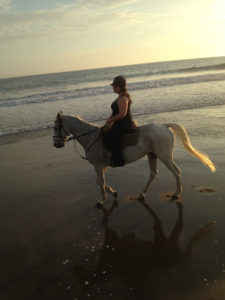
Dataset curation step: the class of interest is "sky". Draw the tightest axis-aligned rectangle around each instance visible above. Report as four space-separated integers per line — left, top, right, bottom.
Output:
0 0 225 78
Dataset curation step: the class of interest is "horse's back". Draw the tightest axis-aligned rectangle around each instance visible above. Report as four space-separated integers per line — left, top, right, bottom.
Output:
122 122 174 163
139 122 174 152
140 123 173 138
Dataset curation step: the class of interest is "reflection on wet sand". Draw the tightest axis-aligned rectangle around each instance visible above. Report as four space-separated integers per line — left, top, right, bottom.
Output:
74 199 215 299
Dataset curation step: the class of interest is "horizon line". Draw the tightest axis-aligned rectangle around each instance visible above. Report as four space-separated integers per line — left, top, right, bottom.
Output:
1 55 224 80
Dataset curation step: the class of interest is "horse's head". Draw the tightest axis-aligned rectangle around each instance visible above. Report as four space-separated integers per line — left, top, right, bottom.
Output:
53 111 70 148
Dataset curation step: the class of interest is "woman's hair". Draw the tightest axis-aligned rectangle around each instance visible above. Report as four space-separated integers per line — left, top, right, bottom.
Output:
120 86 132 103
111 75 132 103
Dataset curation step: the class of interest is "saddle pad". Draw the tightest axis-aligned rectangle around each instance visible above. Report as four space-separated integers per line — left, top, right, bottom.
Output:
122 128 139 149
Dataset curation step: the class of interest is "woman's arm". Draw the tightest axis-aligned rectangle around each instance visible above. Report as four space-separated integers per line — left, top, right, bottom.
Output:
106 96 128 125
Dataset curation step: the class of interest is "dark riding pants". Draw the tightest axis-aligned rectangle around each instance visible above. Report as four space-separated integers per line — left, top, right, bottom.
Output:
103 125 125 165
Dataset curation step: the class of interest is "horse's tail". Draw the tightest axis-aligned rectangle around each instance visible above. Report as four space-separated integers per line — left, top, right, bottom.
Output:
166 123 216 172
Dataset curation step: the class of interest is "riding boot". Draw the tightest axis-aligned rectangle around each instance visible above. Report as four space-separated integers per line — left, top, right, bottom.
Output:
102 126 125 167
111 155 125 167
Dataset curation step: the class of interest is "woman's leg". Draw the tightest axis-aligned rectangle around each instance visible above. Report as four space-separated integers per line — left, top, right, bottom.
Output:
110 137 125 167
102 128 125 167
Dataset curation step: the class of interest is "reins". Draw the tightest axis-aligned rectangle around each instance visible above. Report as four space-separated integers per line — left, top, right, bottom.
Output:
67 128 101 160
67 128 98 141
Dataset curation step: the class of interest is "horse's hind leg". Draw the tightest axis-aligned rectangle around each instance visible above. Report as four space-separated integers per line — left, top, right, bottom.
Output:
138 152 158 200
158 155 181 199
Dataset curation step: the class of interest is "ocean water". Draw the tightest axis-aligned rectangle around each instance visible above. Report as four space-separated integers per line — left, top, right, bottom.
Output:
0 56 225 136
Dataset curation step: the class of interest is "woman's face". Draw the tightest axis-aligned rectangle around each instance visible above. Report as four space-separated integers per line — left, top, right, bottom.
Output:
113 85 120 94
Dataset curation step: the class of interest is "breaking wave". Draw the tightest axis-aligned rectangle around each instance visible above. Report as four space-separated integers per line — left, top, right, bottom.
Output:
1 72 225 108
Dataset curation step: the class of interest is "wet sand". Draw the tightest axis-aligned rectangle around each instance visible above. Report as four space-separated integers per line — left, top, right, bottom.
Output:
0 108 225 300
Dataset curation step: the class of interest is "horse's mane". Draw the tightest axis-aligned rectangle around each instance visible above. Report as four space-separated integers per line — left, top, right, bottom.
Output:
75 115 99 128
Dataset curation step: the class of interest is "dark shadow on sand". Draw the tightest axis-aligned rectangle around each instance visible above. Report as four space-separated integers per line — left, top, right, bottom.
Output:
73 199 215 299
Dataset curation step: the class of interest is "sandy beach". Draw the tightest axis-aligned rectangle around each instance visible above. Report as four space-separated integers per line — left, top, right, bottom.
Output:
0 107 225 300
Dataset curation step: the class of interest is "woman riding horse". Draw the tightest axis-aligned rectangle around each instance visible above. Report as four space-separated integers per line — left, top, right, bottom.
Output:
103 76 136 167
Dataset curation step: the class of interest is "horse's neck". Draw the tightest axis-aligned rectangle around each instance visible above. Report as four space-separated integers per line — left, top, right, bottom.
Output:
63 116 97 148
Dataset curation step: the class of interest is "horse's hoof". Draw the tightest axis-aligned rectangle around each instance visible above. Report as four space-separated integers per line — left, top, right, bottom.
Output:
95 202 103 209
171 194 179 200
138 194 145 202
113 191 118 198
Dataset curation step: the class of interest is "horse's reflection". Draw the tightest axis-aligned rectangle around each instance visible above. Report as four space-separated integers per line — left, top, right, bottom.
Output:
74 200 214 293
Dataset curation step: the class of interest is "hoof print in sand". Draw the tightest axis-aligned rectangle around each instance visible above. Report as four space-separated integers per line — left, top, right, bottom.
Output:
199 187 217 194
159 192 182 203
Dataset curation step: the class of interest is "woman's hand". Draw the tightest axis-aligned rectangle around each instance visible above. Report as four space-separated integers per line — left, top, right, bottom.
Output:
106 117 113 126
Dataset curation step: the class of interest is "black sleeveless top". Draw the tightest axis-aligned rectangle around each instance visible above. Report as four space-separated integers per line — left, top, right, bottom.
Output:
111 97 135 134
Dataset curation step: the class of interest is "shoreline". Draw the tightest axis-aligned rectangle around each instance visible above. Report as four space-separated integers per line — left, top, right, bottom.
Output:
1 102 225 145
0 128 52 145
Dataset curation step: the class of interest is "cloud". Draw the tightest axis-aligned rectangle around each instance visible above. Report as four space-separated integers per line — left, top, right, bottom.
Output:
76 0 138 9
0 0 12 11
0 0 166 43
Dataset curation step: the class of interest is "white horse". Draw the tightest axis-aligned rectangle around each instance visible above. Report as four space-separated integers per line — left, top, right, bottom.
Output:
53 112 215 206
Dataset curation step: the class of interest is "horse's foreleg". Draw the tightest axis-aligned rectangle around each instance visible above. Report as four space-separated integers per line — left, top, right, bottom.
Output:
94 165 107 205
105 184 118 198
138 153 158 200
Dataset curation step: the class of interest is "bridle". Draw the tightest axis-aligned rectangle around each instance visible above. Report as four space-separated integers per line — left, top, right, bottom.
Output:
53 117 101 160
53 118 70 144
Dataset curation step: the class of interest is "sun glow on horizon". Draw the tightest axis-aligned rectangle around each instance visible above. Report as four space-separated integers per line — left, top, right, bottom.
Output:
0 0 225 78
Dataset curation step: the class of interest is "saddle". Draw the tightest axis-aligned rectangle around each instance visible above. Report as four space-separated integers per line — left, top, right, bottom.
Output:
101 125 139 150
121 127 139 149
